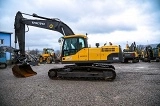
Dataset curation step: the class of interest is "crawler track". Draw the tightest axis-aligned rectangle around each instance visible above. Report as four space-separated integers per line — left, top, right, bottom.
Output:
48 63 116 81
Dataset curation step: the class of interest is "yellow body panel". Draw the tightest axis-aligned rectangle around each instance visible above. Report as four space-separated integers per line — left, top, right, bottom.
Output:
88 48 101 60
62 45 120 62
101 45 120 60
42 54 50 57
78 48 88 61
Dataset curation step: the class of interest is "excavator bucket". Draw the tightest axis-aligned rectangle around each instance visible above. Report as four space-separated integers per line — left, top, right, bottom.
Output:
12 64 37 78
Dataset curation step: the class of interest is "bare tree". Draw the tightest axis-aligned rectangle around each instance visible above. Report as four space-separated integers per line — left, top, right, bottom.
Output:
29 49 39 55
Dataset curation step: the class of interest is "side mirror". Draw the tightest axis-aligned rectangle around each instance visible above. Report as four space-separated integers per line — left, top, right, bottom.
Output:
58 37 64 44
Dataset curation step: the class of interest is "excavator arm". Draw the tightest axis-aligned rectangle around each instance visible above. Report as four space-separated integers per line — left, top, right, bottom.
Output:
14 11 74 55
12 11 75 77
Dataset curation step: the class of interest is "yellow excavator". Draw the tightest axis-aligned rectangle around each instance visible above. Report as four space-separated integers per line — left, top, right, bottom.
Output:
123 42 140 63
141 44 160 62
12 11 123 80
39 48 56 64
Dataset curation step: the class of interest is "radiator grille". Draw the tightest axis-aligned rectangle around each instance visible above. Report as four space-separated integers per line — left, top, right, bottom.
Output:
102 48 115 52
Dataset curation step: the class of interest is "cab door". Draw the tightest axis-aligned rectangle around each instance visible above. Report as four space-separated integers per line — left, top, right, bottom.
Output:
62 37 79 62
78 38 88 61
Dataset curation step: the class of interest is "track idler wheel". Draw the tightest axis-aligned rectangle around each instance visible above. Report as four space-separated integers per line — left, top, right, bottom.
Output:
103 68 116 81
48 69 57 80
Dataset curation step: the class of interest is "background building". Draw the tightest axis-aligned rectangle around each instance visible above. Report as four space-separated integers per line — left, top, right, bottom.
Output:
0 31 12 64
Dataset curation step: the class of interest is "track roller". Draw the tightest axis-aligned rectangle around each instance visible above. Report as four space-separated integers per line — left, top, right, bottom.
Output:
103 68 116 81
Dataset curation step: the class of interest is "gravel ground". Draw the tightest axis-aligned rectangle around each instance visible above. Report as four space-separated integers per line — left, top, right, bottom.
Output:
0 62 160 106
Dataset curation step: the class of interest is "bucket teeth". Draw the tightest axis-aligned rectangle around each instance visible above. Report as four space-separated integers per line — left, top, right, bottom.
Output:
12 64 37 78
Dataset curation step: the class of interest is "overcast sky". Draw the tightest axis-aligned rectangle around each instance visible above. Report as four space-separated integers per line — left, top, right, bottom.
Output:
0 0 160 50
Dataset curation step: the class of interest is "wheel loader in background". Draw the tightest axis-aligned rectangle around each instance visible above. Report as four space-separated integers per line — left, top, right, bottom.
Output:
12 11 123 80
39 48 56 64
122 42 140 63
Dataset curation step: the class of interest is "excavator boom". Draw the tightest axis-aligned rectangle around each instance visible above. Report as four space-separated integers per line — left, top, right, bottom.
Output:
15 11 74 55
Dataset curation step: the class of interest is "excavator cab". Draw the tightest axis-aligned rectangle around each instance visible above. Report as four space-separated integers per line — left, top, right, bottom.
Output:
61 35 88 57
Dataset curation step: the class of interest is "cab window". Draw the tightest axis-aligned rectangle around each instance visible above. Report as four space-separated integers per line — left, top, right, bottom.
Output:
78 38 85 49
